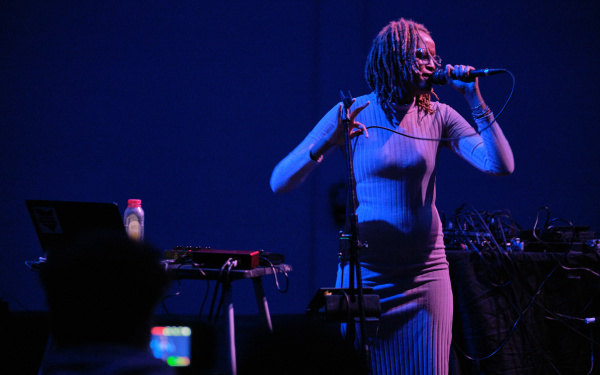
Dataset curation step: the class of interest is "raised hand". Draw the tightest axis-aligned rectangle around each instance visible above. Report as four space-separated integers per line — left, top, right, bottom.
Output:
331 99 370 145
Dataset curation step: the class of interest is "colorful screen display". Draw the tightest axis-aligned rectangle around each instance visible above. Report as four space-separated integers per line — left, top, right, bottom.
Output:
150 326 192 367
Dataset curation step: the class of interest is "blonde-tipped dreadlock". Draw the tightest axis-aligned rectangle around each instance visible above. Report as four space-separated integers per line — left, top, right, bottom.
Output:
365 18 437 114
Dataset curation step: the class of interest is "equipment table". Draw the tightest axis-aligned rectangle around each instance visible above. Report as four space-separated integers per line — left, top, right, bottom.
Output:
446 250 600 374
165 262 292 375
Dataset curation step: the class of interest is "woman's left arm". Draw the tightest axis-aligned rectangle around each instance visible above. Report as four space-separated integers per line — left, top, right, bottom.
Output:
444 64 515 175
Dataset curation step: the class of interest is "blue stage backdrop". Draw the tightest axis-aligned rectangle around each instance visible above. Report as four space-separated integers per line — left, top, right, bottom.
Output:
2 1 599 316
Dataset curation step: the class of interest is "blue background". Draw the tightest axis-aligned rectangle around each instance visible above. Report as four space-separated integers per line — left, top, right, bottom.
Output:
2 0 599 317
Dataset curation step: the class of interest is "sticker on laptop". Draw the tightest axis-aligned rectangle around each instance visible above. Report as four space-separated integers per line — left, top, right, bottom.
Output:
33 207 63 234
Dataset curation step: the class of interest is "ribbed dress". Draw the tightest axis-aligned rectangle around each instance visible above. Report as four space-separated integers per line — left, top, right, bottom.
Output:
270 91 514 375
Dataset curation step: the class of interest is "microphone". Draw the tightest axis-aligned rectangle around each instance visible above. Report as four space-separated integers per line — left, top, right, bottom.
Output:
429 68 506 85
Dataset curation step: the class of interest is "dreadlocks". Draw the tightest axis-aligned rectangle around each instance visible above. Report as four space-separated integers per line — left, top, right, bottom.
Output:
365 18 437 114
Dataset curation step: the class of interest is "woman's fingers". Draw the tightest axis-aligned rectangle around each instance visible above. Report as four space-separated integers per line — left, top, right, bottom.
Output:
338 100 370 140
350 101 370 121
349 121 369 139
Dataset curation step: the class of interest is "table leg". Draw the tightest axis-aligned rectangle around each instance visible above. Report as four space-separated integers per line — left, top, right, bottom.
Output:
253 277 273 332
223 282 236 375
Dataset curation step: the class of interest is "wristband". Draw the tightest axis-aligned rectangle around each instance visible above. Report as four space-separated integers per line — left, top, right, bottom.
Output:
309 148 323 162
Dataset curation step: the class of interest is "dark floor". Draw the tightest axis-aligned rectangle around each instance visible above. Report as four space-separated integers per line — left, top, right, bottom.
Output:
4 309 596 374
0 310 359 375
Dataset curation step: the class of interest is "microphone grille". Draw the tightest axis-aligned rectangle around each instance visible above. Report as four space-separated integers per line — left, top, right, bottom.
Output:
431 69 448 85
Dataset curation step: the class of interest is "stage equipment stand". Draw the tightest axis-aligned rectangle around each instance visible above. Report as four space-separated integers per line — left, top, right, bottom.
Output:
340 91 369 370
306 91 380 375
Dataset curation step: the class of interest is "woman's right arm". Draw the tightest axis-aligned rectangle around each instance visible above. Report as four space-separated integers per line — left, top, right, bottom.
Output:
270 100 370 194
269 105 338 194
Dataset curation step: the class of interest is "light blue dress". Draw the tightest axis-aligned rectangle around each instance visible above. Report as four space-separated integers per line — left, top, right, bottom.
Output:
271 92 513 374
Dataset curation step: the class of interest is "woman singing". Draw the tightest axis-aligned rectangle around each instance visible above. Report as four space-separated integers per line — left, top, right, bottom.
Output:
270 18 514 374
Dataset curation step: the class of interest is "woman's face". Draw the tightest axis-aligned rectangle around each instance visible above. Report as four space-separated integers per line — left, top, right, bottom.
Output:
407 31 439 97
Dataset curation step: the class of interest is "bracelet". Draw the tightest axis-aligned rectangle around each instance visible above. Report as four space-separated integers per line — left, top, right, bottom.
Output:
473 106 492 120
309 148 323 162
471 104 487 116
470 102 484 111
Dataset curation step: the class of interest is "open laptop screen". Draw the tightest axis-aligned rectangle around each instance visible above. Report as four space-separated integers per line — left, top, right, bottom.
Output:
26 200 125 253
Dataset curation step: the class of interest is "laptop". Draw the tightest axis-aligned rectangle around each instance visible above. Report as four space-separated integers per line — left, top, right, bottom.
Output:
26 200 126 254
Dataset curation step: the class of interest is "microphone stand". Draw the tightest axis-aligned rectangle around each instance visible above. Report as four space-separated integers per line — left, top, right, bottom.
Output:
339 90 370 373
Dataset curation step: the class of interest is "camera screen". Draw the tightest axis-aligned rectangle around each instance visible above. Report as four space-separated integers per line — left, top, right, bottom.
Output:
150 326 192 367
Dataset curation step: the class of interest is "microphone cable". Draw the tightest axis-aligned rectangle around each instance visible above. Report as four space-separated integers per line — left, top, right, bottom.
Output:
363 70 515 142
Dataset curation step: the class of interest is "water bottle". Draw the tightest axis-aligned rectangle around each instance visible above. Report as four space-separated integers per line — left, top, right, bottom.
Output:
124 199 144 242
